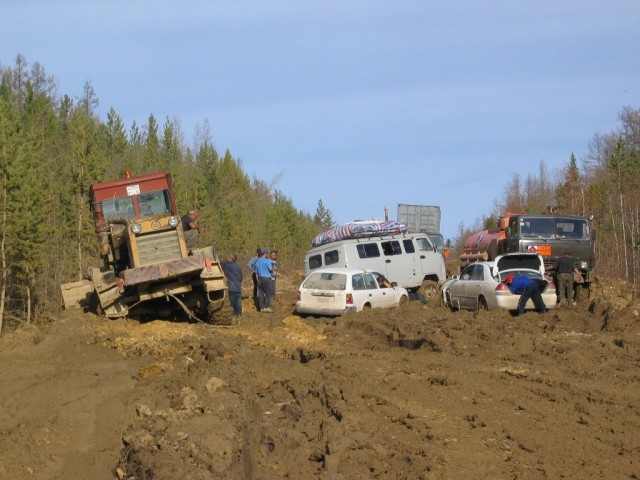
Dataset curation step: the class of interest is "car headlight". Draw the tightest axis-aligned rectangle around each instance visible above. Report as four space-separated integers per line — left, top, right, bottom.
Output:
168 216 179 228
580 260 588 270
130 223 142 234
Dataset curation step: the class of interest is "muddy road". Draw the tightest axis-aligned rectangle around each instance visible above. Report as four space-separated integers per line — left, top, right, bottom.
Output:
0 275 638 479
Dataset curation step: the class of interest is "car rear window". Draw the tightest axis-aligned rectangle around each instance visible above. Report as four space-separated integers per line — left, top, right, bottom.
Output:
303 272 347 290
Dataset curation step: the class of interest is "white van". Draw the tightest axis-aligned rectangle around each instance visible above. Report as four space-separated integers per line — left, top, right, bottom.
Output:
304 232 446 300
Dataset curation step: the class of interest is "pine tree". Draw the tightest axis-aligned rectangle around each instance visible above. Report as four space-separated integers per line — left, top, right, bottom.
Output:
313 199 334 231
556 153 584 215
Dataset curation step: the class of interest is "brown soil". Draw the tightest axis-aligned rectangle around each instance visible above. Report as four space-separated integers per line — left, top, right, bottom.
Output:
1 274 639 480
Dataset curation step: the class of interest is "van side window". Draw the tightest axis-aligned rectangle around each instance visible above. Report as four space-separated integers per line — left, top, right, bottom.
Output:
308 254 322 270
381 240 402 256
356 243 380 258
403 239 415 253
324 250 339 266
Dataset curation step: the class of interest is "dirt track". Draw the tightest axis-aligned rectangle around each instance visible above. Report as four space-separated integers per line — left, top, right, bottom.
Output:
1 275 639 480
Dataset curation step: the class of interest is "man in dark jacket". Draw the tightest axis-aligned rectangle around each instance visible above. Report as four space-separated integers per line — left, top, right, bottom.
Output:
221 253 243 317
549 251 582 306
504 273 548 316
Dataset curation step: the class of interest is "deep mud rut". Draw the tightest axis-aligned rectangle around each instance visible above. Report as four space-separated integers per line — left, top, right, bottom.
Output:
0 275 639 480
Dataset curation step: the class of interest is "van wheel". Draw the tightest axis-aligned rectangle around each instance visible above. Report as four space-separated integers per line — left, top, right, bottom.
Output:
418 280 442 307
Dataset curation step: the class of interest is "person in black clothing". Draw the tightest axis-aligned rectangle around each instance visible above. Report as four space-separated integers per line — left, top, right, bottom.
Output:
548 251 582 305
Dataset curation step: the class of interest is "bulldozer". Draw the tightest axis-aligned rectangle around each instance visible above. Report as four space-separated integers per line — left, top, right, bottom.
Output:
60 170 231 324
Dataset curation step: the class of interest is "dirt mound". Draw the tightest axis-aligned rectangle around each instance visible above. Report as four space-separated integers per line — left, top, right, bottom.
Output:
0 275 638 479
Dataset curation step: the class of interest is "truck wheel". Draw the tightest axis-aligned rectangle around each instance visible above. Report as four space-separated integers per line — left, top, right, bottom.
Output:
418 280 442 307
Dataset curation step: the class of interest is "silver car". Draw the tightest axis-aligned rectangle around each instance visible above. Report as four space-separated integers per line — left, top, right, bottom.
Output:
296 267 409 316
442 253 557 312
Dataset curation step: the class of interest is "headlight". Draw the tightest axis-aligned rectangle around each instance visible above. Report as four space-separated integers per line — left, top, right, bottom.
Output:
580 260 588 269
130 223 142 234
168 216 179 228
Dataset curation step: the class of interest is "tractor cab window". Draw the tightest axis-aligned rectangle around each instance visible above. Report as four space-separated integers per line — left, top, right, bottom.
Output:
102 197 135 220
138 190 171 217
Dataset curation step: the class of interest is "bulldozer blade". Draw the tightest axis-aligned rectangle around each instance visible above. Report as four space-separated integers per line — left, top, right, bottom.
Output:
61 279 95 310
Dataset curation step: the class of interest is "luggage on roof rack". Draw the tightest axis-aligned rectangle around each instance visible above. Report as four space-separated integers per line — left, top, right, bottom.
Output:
312 220 408 247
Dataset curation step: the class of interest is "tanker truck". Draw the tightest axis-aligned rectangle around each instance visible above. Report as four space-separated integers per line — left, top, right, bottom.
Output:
60 170 231 324
460 208 595 288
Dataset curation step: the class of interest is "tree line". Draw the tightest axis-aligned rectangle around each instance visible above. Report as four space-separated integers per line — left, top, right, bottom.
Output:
1 54 638 332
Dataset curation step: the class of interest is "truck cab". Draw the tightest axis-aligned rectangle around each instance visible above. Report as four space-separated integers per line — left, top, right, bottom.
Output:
505 214 594 282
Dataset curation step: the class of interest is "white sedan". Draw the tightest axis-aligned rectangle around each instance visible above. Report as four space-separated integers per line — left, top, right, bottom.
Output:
296 267 409 316
442 253 557 312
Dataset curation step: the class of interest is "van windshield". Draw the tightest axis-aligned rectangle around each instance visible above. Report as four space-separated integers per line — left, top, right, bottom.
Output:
415 237 434 251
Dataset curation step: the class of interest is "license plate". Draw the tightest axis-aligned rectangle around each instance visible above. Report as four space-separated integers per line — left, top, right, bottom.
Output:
528 245 552 256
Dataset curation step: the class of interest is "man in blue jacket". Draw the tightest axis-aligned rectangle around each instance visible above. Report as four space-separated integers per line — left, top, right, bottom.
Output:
221 253 243 317
254 249 275 313
504 274 548 316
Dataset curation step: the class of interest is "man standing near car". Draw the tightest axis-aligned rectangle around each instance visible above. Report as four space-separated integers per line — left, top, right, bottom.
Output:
504 274 548 316
549 251 582 306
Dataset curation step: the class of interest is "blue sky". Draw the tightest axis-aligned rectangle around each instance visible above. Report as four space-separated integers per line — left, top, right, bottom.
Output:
2 1 639 240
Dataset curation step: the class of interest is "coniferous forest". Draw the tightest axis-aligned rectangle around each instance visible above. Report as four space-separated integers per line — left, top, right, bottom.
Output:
0 55 334 330
1 54 639 331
